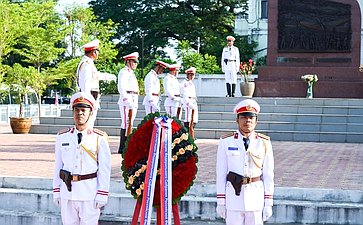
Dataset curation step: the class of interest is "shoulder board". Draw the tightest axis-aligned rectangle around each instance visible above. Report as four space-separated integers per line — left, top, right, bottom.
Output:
257 133 270 140
93 128 107 136
220 132 234 139
57 128 71 135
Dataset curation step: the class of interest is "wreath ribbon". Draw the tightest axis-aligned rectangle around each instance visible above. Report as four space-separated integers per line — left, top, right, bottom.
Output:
140 116 173 225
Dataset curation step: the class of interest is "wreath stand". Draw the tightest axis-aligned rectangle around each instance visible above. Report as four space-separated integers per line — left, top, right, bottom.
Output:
131 201 181 225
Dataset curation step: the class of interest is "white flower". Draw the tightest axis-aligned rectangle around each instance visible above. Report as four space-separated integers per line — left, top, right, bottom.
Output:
301 74 318 83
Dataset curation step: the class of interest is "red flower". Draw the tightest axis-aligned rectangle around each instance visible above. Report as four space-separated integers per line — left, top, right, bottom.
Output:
122 113 198 206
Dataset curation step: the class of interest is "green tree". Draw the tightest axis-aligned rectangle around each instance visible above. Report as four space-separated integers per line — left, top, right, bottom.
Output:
57 5 119 94
12 1 67 117
5 64 38 117
176 40 220 74
89 0 249 65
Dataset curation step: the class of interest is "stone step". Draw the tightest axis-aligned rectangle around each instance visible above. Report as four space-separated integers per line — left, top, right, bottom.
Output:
60 109 363 125
30 124 363 142
38 116 363 133
62 107 363 119
97 101 363 115
0 177 362 225
101 95 363 107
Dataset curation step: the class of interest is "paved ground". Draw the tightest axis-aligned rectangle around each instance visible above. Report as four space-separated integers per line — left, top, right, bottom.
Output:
1 124 362 190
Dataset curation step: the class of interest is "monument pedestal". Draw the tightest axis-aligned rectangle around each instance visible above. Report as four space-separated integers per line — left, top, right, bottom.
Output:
256 66 363 98
260 0 363 98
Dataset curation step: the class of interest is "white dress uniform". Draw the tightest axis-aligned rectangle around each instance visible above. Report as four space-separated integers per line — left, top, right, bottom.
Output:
216 130 274 225
180 78 198 123
52 126 111 225
163 73 181 118
221 45 240 84
77 40 116 127
142 69 160 114
117 66 139 129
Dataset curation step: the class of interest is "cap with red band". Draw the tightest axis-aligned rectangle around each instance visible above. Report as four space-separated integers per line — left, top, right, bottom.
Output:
70 92 95 110
123 52 139 61
156 60 169 68
233 99 260 116
185 67 196 74
83 39 100 52
168 64 181 71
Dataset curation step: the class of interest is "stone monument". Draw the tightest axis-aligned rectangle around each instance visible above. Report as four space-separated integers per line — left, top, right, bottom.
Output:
256 0 363 98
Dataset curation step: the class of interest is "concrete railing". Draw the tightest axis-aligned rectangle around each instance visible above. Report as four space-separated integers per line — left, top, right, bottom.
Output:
0 104 69 124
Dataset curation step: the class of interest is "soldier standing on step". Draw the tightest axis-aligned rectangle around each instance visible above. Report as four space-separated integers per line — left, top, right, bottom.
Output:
216 99 274 225
117 52 139 154
163 64 182 119
142 60 169 115
52 92 111 225
76 39 116 127
180 66 198 130
221 36 240 97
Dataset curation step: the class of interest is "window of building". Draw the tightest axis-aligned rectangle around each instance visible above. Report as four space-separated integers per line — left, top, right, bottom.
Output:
261 0 268 19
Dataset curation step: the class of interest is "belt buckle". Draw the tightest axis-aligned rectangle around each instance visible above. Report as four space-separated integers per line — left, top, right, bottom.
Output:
242 177 250 184
72 175 80 182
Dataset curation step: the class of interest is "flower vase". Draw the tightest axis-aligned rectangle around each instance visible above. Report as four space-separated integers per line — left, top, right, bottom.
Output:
306 82 314 98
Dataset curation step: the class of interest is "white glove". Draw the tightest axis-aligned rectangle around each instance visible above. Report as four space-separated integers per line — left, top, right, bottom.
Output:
94 200 107 209
262 206 272 221
53 198 61 208
216 205 226 219
124 99 133 108
191 103 198 110
172 96 181 103
151 103 160 112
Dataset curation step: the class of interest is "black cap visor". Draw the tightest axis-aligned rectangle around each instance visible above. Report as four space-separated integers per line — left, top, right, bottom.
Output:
238 112 257 117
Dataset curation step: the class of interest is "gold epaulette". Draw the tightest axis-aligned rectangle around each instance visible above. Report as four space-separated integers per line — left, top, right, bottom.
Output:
257 133 270 140
93 128 107 136
220 132 234 139
57 128 70 135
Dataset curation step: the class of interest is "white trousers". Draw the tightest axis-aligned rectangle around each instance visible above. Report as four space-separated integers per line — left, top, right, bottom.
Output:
226 210 263 225
165 106 181 120
119 105 137 129
183 107 198 123
60 199 100 225
144 105 158 115
224 70 238 84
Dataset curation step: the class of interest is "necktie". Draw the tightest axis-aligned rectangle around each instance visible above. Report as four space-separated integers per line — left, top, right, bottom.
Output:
243 137 250 150
77 133 83 144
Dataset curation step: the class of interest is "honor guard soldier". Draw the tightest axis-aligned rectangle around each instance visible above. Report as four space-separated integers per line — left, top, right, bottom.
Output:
142 60 169 115
163 64 182 119
52 92 111 225
221 36 240 97
117 52 139 154
180 67 198 129
216 99 274 225
76 39 116 127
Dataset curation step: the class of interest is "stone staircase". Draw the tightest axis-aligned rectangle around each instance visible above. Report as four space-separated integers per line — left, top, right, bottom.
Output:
30 95 363 143
1 177 362 225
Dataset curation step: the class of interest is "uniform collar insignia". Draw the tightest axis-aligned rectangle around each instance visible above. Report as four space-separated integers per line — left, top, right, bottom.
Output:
234 132 238 139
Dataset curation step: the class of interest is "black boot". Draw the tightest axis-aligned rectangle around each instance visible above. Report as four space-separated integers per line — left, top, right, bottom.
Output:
226 83 231 97
118 128 126 154
231 84 236 97
184 122 190 131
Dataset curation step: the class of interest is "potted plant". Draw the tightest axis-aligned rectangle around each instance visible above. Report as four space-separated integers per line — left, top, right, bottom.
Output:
301 74 318 98
239 59 256 97
5 64 38 134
